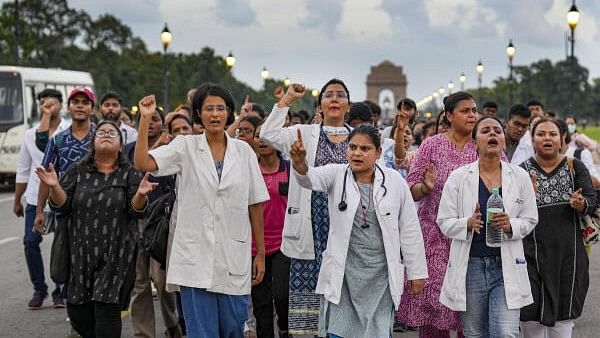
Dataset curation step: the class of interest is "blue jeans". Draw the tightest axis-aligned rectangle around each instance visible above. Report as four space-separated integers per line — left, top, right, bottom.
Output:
180 287 248 338
460 256 520 338
24 204 60 296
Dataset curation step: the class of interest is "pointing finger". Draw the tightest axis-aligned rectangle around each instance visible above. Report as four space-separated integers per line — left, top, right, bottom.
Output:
296 129 303 146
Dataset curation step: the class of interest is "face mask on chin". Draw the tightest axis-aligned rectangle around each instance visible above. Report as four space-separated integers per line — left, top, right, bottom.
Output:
567 124 577 134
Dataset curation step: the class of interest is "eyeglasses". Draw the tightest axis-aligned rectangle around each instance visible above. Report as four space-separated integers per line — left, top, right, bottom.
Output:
96 130 120 138
237 127 254 135
202 105 228 114
323 91 348 100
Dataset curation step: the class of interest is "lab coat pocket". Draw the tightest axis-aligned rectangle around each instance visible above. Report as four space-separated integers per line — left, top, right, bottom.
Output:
227 206 251 242
226 239 251 276
514 262 531 297
283 208 301 239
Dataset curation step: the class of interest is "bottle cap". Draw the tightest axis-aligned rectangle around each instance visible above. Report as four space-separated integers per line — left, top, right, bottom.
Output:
492 187 499 193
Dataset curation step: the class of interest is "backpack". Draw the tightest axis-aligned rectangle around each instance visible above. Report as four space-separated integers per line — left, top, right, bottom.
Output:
141 187 176 269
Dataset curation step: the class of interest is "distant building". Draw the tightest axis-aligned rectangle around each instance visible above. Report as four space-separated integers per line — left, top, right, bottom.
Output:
366 60 408 125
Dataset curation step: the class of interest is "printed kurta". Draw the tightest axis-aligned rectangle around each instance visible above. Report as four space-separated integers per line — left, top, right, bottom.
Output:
398 133 478 331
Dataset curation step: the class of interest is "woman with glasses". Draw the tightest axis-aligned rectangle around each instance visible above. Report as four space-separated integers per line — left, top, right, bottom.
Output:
398 92 480 338
36 121 155 338
260 79 352 336
237 116 262 147
134 84 269 338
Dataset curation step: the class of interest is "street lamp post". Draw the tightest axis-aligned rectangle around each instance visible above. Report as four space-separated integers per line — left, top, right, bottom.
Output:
567 1 580 114
260 66 269 81
284 77 290 87
567 1 580 59
226 51 236 70
459 73 466 91
160 23 172 111
14 0 20 65
476 60 484 104
506 39 516 104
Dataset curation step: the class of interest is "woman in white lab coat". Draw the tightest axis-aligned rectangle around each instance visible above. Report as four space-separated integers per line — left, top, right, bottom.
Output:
290 125 428 338
260 80 353 335
437 116 538 338
133 84 269 338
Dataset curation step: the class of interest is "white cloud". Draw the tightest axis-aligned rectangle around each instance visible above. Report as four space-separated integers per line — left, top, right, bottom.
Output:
338 0 393 41
423 0 506 37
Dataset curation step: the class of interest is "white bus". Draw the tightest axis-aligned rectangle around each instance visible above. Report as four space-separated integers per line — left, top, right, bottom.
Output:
0 66 94 186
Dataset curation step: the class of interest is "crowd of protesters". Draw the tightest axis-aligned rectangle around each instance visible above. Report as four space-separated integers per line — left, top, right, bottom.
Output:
11 78 599 338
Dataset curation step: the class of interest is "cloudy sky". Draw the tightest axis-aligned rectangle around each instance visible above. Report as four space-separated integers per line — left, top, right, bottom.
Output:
66 0 600 103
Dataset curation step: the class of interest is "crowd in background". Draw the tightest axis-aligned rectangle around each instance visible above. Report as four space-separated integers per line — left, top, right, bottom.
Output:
12 79 599 338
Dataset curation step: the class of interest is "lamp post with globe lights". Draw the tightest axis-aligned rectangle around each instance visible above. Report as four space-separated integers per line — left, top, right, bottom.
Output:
160 23 172 111
476 61 484 103
506 39 516 104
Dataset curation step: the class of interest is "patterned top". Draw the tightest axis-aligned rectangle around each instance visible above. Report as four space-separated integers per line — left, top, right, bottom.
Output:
50 156 145 308
41 125 96 177
398 133 478 330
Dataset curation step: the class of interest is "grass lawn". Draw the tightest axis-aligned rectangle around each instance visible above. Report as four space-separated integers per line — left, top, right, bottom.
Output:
580 126 600 142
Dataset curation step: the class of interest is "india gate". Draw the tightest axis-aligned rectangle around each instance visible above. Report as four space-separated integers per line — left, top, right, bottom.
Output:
366 60 408 125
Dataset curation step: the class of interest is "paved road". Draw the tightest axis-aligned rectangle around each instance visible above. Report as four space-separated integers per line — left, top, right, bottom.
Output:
1 192 598 337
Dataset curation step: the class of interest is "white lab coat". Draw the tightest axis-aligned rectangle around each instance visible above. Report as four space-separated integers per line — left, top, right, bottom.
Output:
149 132 269 295
260 105 334 259
294 164 428 309
437 160 538 311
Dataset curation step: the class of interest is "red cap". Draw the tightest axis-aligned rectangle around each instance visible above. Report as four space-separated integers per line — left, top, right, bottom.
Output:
68 87 96 105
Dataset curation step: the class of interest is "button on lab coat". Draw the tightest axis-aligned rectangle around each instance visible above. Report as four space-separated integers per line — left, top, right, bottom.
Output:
149 133 269 295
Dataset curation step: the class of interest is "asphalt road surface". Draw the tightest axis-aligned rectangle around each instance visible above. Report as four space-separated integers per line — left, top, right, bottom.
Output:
1 192 598 337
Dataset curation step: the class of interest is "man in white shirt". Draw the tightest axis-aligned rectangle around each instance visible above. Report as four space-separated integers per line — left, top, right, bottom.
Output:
100 91 137 144
505 104 533 165
13 89 69 309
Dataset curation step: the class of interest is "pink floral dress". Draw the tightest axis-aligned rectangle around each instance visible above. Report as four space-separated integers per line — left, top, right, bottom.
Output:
397 133 478 332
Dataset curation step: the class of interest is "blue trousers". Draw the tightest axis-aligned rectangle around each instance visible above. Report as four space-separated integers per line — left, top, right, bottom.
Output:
180 286 248 338
460 256 520 338
24 204 60 296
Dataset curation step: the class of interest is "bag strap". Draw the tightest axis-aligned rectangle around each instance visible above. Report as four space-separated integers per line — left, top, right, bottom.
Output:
567 157 575 178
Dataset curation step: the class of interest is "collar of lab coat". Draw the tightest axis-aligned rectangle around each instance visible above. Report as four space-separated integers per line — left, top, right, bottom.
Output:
464 160 515 206
196 131 239 185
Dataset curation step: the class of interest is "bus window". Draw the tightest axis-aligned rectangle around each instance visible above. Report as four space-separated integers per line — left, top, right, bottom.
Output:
0 71 24 128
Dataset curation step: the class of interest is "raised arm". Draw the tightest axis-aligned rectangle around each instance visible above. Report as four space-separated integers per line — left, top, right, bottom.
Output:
259 84 306 153
134 95 159 172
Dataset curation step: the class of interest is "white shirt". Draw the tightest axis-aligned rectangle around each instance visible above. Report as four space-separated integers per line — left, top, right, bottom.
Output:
149 133 269 295
437 161 538 311
294 164 428 309
510 130 535 166
120 122 137 145
16 120 70 205
566 146 599 179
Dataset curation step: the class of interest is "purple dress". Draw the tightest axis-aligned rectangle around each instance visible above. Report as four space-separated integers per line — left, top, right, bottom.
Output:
397 133 478 331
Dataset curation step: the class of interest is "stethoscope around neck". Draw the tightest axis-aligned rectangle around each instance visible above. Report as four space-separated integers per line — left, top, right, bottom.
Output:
338 163 387 212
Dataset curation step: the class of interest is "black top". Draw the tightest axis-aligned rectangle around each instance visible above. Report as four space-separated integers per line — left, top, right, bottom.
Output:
520 157 596 325
125 142 175 202
50 156 146 308
469 178 502 257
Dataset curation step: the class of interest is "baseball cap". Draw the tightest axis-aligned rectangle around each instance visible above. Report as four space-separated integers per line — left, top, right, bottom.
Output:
68 87 96 105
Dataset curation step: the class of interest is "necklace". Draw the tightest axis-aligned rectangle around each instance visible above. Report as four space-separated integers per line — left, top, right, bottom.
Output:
480 166 501 189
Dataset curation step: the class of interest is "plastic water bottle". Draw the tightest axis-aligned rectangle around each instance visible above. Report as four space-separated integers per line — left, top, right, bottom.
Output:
486 188 503 247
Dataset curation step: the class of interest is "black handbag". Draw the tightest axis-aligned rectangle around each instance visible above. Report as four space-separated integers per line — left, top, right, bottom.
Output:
50 214 70 283
141 187 176 269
